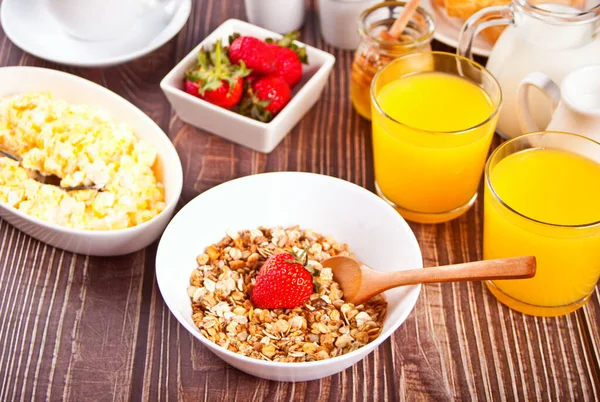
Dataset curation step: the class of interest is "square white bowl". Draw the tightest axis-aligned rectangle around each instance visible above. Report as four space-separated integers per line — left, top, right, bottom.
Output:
160 19 336 153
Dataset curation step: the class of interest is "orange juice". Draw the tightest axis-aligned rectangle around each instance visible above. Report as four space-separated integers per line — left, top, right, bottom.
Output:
484 147 600 316
350 33 432 120
371 71 497 223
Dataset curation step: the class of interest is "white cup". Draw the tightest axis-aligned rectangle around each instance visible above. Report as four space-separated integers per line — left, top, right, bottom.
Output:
244 0 306 34
45 0 182 42
318 0 379 49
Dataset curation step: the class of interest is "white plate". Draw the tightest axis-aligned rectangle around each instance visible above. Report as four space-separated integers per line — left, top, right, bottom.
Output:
156 172 422 381
0 0 191 67
0 67 183 256
421 0 492 57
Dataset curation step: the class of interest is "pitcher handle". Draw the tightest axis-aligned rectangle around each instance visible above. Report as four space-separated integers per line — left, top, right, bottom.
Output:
517 72 561 133
457 4 514 60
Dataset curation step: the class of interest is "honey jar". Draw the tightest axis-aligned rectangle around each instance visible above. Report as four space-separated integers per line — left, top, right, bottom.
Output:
350 1 435 120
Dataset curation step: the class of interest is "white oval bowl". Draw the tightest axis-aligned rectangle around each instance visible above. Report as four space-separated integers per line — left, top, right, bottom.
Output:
156 172 422 382
0 67 183 256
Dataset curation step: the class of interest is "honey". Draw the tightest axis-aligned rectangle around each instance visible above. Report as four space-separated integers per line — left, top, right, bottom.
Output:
350 2 435 120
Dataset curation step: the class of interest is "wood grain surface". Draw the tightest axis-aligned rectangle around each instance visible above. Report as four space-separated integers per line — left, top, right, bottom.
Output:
1 0 599 400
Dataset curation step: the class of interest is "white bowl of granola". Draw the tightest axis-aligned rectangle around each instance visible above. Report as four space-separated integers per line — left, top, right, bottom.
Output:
156 172 422 382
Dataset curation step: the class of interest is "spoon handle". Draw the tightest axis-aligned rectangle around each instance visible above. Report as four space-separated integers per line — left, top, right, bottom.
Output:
387 256 536 287
0 149 19 161
388 0 421 38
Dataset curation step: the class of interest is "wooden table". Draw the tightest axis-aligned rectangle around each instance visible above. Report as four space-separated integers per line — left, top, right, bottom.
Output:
1 1 599 400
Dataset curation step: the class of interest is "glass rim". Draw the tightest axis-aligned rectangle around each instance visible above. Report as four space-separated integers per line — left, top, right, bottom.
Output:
370 51 502 135
485 131 600 229
516 0 600 24
357 1 435 51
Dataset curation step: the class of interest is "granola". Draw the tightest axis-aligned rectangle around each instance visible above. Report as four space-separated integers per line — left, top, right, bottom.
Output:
187 226 387 362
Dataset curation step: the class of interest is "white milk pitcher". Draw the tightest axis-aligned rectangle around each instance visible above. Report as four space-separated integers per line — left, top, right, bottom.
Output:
517 65 600 142
458 1 600 139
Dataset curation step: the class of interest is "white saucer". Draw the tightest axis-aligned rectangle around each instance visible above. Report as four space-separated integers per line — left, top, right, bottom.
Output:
421 0 492 57
0 0 191 67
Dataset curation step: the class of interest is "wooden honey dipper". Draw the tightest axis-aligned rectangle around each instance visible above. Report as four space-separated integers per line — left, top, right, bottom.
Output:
379 0 422 42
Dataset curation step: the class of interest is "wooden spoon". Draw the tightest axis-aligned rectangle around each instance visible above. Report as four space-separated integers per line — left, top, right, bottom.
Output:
321 256 536 305
378 0 422 42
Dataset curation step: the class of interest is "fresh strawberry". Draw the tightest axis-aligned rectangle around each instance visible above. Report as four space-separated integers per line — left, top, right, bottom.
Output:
228 34 276 75
253 77 292 115
201 77 245 109
267 45 303 87
184 39 250 109
184 79 200 97
265 32 308 88
251 251 317 309
240 76 291 122
184 76 243 108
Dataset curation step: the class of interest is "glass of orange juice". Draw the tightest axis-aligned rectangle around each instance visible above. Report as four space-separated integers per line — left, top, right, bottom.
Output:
484 132 600 317
370 51 501 223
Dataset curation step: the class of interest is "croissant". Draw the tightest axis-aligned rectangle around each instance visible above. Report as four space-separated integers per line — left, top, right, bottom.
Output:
442 0 510 20
436 0 508 44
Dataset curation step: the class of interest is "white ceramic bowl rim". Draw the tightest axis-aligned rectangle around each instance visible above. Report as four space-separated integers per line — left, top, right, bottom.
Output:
167 24 327 127
0 66 183 238
156 171 422 368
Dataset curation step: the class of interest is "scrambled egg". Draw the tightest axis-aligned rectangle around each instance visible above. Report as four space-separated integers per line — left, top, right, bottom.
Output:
0 92 165 230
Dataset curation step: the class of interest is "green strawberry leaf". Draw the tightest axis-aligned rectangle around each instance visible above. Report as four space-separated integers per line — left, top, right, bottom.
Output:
276 32 299 48
294 46 308 64
197 49 210 69
266 31 309 64
240 92 273 122
236 60 252 77
297 247 309 265
223 76 237 94
228 32 241 45
199 76 223 95
184 71 202 82
188 38 252 96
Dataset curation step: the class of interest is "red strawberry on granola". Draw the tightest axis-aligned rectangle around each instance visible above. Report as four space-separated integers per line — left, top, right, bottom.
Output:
251 251 318 309
184 39 250 109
